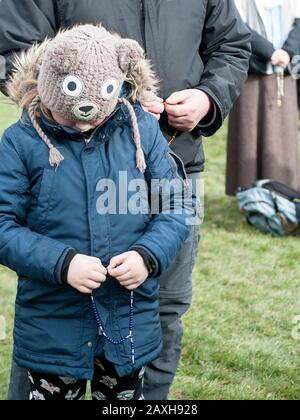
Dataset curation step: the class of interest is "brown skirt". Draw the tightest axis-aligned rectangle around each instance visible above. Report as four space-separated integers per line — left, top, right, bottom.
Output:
226 74 300 196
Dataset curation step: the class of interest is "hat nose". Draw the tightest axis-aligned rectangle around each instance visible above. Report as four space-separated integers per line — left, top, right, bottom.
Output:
72 102 100 121
79 105 94 114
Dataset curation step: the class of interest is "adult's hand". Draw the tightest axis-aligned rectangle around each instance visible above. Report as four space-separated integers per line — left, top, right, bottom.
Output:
164 89 212 132
141 95 164 120
271 49 291 68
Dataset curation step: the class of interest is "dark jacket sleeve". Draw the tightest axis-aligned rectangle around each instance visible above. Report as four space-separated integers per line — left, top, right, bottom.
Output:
196 0 251 137
248 27 275 61
0 129 73 284
283 18 300 57
246 26 275 75
0 0 58 94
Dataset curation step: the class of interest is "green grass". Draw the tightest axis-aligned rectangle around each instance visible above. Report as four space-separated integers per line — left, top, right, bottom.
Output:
0 95 300 400
0 97 20 399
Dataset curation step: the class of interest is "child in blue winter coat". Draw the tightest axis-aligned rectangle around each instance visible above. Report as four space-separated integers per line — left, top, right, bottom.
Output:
0 25 195 400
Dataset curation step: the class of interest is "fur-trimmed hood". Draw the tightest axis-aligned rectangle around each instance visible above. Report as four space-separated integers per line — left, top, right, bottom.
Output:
6 27 159 111
5 25 160 171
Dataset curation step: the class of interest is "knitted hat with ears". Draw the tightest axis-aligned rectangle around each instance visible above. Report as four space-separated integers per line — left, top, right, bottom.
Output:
28 24 147 172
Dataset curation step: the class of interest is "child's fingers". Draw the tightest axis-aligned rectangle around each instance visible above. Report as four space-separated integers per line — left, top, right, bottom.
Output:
119 280 136 288
89 271 107 283
78 286 94 294
117 273 135 283
83 280 102 290
123 283 140 291
109 253 127 269
109 264 130 279
109 263 130 278
91 262 107 275
117 277 138 289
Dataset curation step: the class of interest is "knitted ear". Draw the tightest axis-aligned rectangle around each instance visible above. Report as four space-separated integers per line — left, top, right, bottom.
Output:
117 39 144 74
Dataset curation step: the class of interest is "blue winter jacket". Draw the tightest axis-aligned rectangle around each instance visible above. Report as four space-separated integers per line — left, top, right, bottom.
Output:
0 99 196 379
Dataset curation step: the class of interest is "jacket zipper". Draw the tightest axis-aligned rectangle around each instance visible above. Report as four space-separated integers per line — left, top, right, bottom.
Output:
138 0 147 52
84 108 119 145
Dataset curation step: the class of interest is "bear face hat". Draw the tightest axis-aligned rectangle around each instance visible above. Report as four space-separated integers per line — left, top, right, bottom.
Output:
38 24 144 122
26 24 152 171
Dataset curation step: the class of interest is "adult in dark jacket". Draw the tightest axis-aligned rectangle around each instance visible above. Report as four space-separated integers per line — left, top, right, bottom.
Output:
0 0 251 400
227 0 300 195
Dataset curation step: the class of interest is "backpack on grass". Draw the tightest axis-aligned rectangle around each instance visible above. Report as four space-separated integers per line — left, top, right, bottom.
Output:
236 180 300 237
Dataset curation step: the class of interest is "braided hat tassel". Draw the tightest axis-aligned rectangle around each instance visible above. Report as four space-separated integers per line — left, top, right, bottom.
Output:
28 96 144 172
118 98 147 173
28 96 64 168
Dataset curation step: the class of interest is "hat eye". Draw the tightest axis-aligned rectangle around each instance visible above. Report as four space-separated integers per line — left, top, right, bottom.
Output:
62 76 83 97
101 79 118 100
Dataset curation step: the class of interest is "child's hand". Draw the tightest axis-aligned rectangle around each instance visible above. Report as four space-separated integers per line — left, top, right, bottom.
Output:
67 254 107 294
107 251 149 291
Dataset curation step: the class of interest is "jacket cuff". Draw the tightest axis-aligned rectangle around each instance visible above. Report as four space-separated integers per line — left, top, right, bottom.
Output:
194 86 223 137
197 98 217 129
55 249 77 285
282 46 295 60
130 246 160 278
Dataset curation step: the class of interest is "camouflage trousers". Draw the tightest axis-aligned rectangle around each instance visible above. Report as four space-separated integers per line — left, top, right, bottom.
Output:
27 358 145 401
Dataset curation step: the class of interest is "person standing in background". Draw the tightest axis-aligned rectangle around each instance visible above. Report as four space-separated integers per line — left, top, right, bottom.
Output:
0 0 251 400
227 0 300 196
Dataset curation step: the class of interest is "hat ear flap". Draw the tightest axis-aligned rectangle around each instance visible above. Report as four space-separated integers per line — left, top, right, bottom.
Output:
117 39 144 74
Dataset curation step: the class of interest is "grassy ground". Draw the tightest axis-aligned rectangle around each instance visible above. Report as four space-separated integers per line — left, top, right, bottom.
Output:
0 96 300 400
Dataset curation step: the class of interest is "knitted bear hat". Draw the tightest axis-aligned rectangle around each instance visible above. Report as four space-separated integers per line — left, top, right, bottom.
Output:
8 24 159 171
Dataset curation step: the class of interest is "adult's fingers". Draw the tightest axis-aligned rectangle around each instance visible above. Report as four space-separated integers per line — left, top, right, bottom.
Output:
165 103 190 117
168 115 191 124
142 107 161 120
142 94 163 103
166 90 190 105
150 112 161 121
143 101 165 114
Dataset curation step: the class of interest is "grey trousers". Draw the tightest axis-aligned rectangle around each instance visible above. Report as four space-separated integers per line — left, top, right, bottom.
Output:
143 172 201 400
8 174 201 401
143 223 200 400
